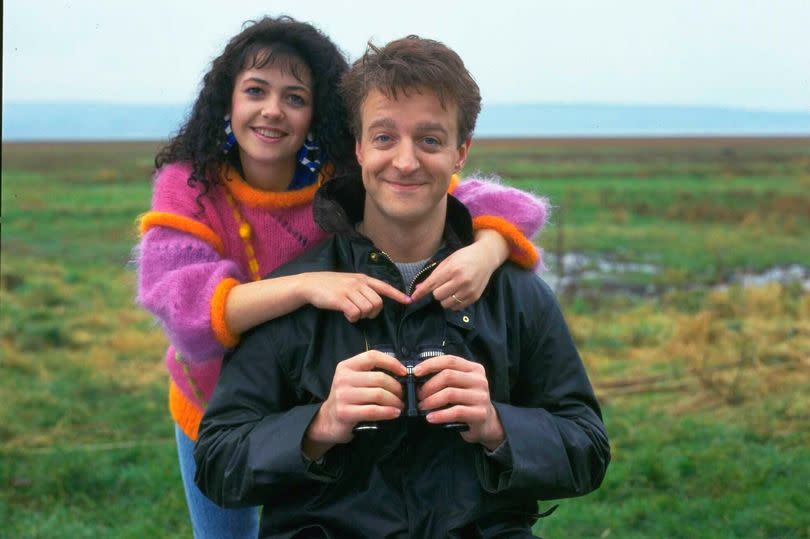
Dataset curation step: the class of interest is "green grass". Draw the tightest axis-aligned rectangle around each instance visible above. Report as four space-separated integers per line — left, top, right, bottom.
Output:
466 138 810 279
2 444 189 539
2 139 809 538
535 404 810 539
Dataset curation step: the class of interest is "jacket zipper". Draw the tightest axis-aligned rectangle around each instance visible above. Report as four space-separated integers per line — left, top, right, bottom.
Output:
374 249 438 296
406 262 438 296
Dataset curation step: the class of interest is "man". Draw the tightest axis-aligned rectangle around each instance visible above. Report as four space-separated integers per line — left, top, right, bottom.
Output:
194 36 609 538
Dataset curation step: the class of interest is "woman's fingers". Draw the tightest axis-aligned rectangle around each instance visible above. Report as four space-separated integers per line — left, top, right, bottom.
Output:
365 278 411 304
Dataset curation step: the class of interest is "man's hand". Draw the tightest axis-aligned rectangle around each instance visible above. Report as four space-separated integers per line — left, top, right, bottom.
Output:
413 355 505 451
303 351 407 460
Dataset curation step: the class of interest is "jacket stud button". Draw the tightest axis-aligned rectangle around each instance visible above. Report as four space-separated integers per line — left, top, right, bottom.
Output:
369 252 379 262
462 315 470 323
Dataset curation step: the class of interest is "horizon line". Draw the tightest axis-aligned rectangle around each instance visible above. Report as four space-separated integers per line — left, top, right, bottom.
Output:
3 100 809 116
5 134 810 145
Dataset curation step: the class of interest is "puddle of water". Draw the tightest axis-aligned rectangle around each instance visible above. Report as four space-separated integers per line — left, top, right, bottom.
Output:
539 254 810 296
716 264 810 292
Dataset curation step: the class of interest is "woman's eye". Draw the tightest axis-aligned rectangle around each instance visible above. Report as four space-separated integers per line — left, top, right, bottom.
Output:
287 94 306 107
245 87 263 96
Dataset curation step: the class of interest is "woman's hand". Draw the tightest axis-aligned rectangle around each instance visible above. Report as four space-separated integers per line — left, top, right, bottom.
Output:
410 229 509 310
300 272 412 322
225 272 411 337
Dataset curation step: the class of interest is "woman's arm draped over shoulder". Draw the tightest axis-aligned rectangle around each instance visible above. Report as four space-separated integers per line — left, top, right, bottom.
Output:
137 163 413 357
413 174 550 307
137 163 247 359
451 174 549 270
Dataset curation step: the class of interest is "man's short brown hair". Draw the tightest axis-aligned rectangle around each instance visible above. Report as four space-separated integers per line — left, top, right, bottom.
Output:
340 36 482 146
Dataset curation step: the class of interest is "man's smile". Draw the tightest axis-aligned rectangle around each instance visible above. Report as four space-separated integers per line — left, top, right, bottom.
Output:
382 178 428 191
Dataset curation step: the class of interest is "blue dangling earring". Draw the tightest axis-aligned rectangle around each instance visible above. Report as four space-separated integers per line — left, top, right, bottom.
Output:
288 133 324 190
222 114 237 154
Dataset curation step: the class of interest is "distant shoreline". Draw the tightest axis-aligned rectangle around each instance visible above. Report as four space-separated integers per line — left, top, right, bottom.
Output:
4 102 808 142
3 136 807 148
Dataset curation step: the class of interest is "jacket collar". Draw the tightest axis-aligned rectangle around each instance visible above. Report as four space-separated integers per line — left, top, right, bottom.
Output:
313 174 475 249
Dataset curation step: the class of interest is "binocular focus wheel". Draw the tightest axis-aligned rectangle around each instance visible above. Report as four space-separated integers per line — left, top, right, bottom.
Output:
442 422 469 432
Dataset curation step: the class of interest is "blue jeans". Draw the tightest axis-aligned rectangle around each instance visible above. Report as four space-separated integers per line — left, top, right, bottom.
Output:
175 424 260 539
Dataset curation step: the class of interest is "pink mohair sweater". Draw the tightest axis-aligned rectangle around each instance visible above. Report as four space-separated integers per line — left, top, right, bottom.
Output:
137 162 549 440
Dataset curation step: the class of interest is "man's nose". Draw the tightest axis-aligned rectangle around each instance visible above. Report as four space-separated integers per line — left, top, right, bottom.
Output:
392 140 419 174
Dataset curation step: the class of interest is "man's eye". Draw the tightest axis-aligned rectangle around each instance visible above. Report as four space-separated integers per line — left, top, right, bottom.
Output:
372 134 392 144
421 137 442 149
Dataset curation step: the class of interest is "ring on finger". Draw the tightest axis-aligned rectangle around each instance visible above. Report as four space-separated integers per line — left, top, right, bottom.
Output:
451 293 464 304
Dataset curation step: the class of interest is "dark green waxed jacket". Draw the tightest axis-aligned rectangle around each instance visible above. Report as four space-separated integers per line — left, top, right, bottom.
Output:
194 175 610 539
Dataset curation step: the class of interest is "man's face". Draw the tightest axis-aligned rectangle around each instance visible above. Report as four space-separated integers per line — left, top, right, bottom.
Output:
355 88 470 228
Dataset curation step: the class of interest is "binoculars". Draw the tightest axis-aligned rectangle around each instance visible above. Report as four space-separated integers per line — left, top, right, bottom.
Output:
353 345 469 434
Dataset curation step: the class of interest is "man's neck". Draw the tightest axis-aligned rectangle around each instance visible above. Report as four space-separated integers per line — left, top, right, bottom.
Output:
358 207 447 263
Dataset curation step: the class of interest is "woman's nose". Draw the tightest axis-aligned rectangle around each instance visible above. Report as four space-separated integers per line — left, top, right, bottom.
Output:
260 97 283 119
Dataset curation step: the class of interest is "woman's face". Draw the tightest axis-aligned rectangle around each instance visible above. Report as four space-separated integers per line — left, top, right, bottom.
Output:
229 58 314 188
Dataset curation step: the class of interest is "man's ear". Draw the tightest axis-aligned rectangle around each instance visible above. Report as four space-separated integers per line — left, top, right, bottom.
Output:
454 137 472 173
355 139 364 166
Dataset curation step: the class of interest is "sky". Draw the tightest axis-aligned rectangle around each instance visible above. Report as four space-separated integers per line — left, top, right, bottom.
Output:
4 0 810 111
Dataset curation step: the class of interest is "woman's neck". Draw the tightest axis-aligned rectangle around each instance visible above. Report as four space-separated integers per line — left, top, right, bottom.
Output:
238 153 296 192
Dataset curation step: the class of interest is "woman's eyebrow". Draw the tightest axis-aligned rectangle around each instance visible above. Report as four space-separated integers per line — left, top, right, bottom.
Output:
240 77 311 93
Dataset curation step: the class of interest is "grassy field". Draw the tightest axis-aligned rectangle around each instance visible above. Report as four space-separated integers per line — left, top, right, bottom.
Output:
2 138 809 538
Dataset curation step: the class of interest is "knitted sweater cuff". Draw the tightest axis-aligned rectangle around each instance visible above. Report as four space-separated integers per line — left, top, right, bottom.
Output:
472 215 540 269
211 278 241 348
170 380 204 441
138 211 225 254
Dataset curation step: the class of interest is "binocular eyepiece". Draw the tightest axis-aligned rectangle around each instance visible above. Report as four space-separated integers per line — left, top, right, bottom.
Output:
353 346 469 434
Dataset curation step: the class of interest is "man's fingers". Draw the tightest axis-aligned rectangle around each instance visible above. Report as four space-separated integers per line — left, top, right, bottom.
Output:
417 368 483 400
339 369 404 398
334 404 402 425
412 354 480 377
418 385 487 412
335 384 404 408
424 405 486 426
336 366 403 396
343 350 407 376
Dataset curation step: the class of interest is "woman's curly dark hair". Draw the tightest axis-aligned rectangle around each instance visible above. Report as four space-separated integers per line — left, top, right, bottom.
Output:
155 16 357 196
